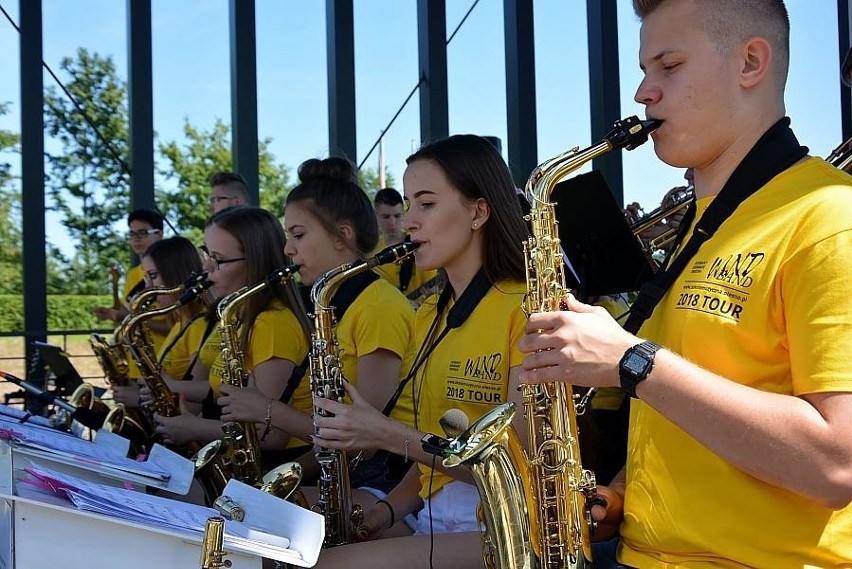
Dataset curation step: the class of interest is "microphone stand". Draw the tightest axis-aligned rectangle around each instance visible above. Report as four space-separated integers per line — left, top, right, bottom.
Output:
0 371 105 431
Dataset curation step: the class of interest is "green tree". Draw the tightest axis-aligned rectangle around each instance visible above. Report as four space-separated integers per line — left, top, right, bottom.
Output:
43 48 131 294
0 102 22 294
157 119 291 244
358 166 395 200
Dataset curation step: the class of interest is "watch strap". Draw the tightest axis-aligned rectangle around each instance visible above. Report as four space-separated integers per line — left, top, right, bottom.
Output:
620 340 661 398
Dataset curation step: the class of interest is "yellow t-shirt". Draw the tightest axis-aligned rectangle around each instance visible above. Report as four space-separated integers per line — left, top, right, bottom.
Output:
620 158 852 568
123 264 145 301
206 300 309 398
415 280 527 500
157 316 209 381
331 276 415 427
371 237 439 300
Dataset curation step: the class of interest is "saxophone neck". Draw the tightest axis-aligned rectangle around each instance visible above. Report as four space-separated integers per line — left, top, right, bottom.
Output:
527 116 662 205
311 241 420 311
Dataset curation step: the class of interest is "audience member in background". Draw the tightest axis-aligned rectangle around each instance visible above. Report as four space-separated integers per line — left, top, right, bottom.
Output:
208 171 251 215
93 208 164 324
372 187 440 306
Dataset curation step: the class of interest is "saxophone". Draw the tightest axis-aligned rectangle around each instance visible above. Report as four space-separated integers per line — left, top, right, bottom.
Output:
85 281 174 445
309 241 419 547
192 265 307 507
430 117 661 569
112 274 212 454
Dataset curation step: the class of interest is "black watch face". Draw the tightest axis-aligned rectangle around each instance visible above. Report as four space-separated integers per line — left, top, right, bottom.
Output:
623 351 651 376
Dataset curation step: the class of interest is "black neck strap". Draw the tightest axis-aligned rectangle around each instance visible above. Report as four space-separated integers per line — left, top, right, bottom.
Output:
180 312 219 382
624 117 808 334
382 268 493 417
280 269 378 405
330 270 379 322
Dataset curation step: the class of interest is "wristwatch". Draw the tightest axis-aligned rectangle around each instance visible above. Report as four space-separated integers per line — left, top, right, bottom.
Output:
619 340 662 398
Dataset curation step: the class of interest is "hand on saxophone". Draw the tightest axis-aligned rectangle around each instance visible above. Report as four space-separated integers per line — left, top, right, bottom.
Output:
153 395 200 446
312 380 393 452
590 483 625 542
112 381 141 408
518 293 638 388
218 375 268 424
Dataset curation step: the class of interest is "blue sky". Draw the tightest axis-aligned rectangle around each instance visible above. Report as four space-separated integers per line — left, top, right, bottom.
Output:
0 1 843 255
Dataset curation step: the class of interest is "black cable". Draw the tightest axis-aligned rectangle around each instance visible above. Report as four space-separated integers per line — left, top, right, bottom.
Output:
358 0 482 170
0 1 179 236
428 453 437 569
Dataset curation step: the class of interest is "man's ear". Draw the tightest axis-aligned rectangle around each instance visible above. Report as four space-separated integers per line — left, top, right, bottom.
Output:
740 37 772 89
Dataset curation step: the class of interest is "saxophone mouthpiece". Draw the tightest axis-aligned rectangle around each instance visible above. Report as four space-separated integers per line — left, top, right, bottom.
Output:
606 115 664 151
439 408 470 438
176 279 214 305
368 241 421 268
266 264 300 286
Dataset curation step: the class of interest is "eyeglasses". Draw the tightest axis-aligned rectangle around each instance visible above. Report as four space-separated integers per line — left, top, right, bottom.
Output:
199 245 245 271
127 229 161 239
208 195 237 205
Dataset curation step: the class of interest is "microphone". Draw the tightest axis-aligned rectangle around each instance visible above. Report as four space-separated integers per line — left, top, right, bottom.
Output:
0 371 105 430
421 409 471 458
439 408 470 438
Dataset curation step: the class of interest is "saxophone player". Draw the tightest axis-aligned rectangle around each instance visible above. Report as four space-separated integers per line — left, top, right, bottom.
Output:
219 158 416 492
154 207 310 466
520 1 852 567
113 236 209 412
310 135 531 568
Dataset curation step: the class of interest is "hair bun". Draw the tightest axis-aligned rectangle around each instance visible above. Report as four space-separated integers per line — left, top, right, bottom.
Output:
298 157 358 185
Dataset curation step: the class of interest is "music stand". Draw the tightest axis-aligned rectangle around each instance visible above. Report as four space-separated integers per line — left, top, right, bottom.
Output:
31 341 85 396
550 171 654 297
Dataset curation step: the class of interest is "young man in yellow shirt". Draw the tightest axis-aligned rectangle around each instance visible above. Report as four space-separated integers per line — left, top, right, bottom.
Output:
520 1 852 567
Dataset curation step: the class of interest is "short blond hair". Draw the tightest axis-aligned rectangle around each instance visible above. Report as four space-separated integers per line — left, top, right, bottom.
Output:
633 0 790 87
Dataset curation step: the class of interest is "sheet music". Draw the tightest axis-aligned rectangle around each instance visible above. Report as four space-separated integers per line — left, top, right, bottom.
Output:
0 414 170 482
20 464 299 560
0 403 55 428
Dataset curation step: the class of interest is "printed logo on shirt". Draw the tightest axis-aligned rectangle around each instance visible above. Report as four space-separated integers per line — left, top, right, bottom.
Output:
675 250 765 322
445 353 505 405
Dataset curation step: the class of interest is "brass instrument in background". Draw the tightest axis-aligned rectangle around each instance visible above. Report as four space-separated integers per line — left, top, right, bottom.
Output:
827 136 852 173
200 517 231 569
109 264 122 309
405 272 446 309
192 265 307 507
309 241 419 547
629 186 694 268
431 117 661 569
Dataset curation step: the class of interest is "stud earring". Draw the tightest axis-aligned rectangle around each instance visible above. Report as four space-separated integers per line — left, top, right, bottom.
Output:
472 222 478 229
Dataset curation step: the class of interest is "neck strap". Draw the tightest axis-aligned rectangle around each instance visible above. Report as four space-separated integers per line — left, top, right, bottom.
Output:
625 117 808 334
382 268 493 417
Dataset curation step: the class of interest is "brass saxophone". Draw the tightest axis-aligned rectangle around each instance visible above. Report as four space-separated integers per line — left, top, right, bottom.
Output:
192 265 307 507
432 117 661 569
309 241 419 547
112 274 212 454
86 281 174 447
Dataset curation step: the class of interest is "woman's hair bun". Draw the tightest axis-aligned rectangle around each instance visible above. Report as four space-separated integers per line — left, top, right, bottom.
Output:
298 157 357 184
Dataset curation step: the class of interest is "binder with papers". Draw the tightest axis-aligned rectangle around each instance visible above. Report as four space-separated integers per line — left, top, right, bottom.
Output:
0 408 192 494
3 463 323 568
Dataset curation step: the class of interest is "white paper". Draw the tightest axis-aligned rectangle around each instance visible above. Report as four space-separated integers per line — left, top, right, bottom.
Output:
0 415 170 482
19 464 306 562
